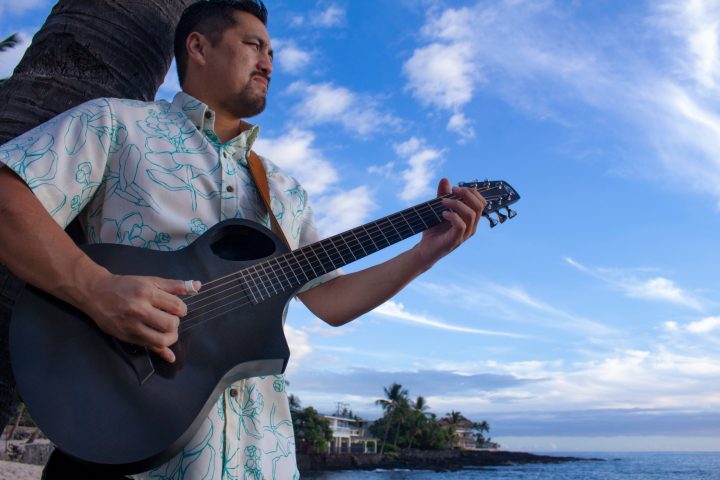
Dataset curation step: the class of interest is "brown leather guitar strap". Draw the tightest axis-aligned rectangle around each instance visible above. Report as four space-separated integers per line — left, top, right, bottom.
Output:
247 150 290 248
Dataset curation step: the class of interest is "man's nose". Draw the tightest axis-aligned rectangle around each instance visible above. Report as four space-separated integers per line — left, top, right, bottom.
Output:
257 55 273 75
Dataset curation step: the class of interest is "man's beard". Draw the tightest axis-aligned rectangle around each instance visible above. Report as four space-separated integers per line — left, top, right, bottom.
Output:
230 81 267 119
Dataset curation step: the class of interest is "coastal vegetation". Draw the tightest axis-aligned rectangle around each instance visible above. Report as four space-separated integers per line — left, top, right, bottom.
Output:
290 382 498 455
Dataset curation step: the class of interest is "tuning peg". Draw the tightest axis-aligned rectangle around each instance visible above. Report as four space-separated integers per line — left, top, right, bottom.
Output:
496 211 507 223
484 213 497 228
506 207 517 219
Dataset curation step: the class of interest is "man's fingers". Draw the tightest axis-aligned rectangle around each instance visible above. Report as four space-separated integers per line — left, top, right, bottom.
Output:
150 345 176 364
154 278 202 296
437 178 451 196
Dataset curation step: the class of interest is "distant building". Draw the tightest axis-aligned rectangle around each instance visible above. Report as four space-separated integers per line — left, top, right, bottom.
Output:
323 415 378 454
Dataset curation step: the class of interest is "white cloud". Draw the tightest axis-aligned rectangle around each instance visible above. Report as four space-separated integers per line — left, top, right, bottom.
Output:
403 41 477 111
565 257 705 311
273 39 312 74
447 112 475 140
367 161 395 178
311 4 346 28
394 137 443 201
284 323 313 368
253 128 338 196
419 279 617 338
288 81 402 136
402 0 720 201
291 4 346 29
0 0 51 16
372 300 527 338
686 316 720 334
156 59 180 101
663 317 720 338
312 185 376 236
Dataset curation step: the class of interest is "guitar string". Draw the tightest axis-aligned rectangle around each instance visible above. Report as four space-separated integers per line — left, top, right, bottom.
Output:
178 188 502 312
176 192 458 308
178 188 512 331
176 189 512 333
181 187 505 300
177 200 445 332
177 189 513 332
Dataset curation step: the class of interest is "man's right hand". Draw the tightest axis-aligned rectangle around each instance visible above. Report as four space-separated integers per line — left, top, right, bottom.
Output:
78 272 201 364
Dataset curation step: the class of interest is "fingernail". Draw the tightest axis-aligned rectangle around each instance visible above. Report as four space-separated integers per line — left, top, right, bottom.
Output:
184 280 200 295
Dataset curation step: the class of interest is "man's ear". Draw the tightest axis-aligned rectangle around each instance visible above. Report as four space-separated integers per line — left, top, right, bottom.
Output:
186 32 208 67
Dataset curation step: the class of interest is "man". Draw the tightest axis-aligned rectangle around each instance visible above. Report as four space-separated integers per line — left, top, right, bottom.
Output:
0 1 486 478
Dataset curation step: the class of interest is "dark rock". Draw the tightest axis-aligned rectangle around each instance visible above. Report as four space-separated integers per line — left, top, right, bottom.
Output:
298 449 603 473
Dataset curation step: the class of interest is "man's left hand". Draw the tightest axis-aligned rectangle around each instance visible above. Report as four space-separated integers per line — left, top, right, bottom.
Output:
413 178 487 270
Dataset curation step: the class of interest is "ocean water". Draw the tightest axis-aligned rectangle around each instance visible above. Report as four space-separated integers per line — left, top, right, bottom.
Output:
303 452 720 479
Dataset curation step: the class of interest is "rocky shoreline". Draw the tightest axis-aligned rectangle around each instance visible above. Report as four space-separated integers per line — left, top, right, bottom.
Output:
297 449 603 472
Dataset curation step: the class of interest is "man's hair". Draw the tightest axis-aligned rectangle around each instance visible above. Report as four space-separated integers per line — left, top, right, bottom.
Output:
174 0 268 86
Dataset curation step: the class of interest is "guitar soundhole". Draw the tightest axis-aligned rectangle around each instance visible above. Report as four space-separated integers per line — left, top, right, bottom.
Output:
209 224 277 261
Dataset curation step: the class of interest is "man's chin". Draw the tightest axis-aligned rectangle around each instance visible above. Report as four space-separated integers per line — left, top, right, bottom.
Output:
235 97 266 119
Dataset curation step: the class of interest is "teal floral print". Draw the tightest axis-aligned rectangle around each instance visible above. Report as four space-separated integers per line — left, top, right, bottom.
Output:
0 91 339 480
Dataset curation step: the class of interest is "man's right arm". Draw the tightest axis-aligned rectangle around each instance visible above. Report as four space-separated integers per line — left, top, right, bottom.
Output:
0 167 192 363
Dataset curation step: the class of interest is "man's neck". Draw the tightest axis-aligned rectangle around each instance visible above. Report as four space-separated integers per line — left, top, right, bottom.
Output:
181 87 252 143
214 114 253 144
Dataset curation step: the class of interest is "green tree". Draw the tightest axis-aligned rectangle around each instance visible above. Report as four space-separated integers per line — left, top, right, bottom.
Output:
405 395 429 449
374 383 409 455
290 398 332 454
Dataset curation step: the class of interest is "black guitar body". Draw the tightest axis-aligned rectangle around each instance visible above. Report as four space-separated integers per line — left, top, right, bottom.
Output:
10 219 293 474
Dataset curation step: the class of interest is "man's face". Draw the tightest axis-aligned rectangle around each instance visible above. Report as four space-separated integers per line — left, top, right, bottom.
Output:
204 11 273 119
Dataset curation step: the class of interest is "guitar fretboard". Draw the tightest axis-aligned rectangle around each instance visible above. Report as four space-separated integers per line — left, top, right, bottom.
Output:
241 194 450 304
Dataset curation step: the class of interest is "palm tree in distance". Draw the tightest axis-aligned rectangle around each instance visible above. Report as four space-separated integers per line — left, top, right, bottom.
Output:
375 383 409 455
406 395 429 449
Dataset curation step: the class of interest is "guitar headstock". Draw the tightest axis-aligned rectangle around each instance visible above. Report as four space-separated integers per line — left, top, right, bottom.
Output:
459 179 521 228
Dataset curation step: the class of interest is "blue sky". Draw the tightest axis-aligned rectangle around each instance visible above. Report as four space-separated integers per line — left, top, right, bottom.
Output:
2 0 720 452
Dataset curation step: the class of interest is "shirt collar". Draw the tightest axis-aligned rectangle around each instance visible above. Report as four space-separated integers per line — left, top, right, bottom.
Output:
171 91 260 150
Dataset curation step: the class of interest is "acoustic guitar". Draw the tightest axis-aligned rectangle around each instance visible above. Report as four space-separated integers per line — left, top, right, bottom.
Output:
10 180 519 473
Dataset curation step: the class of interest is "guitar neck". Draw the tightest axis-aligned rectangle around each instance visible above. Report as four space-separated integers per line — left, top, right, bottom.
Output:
241 194 451 303
238 179 519 304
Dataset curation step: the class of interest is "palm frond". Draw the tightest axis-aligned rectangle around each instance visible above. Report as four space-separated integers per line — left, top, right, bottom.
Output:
0 33 20 52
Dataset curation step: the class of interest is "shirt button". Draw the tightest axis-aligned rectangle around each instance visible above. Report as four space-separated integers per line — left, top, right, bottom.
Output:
226 185 235 193
229 388 238 397
204 111 212 119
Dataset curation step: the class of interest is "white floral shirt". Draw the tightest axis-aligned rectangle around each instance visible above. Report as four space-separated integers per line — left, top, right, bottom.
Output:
0 91 338 479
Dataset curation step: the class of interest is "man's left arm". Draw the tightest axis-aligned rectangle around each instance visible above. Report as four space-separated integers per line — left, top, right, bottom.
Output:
298 179 486 326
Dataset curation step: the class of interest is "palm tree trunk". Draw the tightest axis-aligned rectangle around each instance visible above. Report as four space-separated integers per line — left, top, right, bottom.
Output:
0 0 194 144
0 0 194 434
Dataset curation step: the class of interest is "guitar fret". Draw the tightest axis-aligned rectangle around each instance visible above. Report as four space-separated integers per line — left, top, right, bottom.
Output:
411 206 430 229
241 269 261 304
222 182 516 305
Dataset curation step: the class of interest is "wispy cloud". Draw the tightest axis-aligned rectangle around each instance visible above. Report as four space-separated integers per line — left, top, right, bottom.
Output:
665 316 720 335
403 0 720 202
403 8 478 139
418 279 618 337
311 4 346 28
0 0 51 16
312 185 376 236
253 128 338 196
565 257 704 311
291 3 347 28
272 39 312 75
371 300 527 338
393 137 443 201
288 81 402 137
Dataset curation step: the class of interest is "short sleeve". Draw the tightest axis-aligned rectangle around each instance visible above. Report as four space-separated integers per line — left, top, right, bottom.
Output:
0 99 115 228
